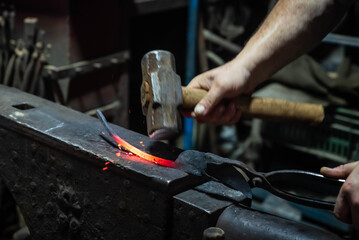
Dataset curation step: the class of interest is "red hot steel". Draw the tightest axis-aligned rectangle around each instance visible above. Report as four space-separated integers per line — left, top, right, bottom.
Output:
97 110 175 168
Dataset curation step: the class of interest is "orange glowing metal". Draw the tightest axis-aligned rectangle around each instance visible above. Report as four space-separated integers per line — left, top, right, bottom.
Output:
111 134 175 168
97 110 175 168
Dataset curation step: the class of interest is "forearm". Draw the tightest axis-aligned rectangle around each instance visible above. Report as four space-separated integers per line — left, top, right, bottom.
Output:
234 0 354 89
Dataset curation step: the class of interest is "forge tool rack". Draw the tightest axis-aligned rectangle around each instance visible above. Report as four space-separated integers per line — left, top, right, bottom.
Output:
262 107 359 164
0 85 345 239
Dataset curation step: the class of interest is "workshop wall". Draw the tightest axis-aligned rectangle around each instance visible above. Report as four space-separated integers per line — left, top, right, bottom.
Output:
7 0 132 128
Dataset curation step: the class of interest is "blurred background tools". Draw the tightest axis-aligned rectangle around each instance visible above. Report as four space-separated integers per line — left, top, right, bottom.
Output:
0 7 51 97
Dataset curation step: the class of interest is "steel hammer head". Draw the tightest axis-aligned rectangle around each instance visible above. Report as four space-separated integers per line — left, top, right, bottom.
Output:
141 50 183 140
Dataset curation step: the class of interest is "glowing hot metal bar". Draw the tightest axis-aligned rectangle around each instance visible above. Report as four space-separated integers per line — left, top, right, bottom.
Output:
96 110 175 168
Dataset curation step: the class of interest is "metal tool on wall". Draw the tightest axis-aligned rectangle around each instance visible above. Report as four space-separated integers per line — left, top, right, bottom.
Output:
2 40 15 85
0 4 51 97
12 40 27 89
21 40 39 92
29 42 50 96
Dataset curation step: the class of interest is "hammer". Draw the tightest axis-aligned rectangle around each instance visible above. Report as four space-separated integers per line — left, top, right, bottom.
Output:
141 50 324 140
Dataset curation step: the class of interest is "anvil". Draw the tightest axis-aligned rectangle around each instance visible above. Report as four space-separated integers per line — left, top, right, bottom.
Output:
0 85 345 240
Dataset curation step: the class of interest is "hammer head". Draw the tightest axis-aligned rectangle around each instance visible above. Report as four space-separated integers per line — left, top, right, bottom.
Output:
141 50 183 140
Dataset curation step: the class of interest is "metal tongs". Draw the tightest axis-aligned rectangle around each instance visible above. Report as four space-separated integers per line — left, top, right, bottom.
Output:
175 150 345 210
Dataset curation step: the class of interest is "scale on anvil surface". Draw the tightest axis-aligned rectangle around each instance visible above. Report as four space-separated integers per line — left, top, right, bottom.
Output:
0 85 346 240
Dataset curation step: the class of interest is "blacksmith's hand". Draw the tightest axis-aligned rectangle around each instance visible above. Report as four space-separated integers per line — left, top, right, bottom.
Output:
321 161 359 229
182 60 256 125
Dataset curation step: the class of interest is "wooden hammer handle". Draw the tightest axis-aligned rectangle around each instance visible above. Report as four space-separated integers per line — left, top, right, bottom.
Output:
182 87 324 124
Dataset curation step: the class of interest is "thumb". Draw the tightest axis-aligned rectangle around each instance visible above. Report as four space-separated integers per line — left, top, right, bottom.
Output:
194 85 225 116
320 161 359 179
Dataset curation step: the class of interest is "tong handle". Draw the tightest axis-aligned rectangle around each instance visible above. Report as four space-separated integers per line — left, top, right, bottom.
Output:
262 170 344 210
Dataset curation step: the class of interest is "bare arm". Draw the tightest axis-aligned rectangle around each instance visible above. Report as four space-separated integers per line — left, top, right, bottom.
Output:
237 0 354 90
187 0 354 124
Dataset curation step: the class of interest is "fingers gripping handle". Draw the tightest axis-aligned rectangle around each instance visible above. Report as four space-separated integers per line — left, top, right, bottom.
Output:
181 87 324 124
182 87 208 109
